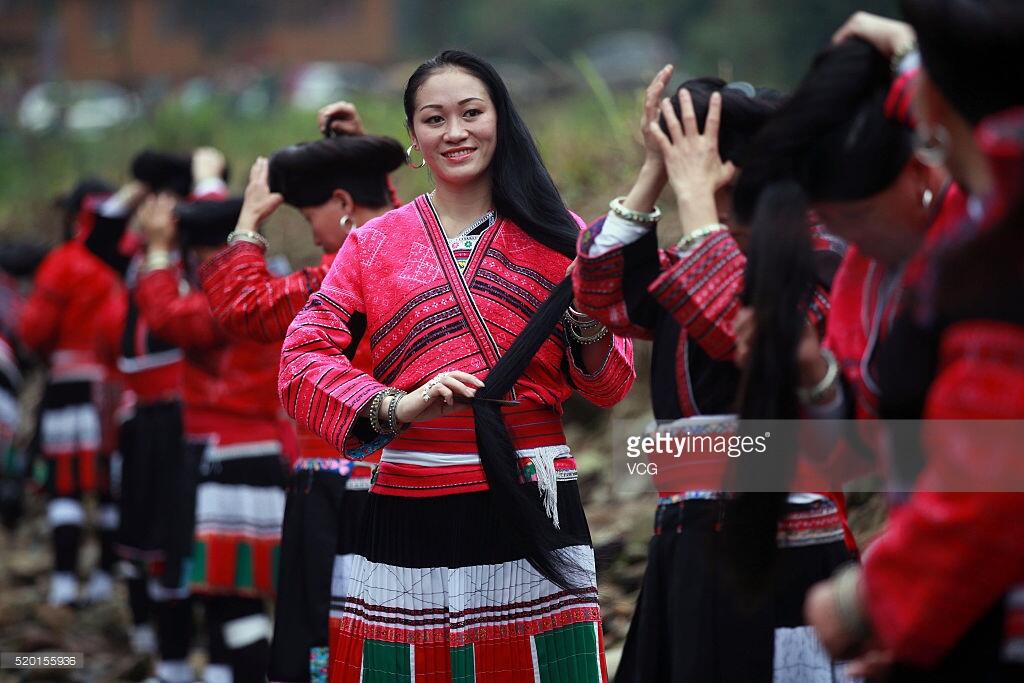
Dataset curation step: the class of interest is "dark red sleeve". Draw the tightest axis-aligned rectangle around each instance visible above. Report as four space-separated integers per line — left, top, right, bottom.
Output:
863 321 1024 665
199 242 330 343
135 267 223 351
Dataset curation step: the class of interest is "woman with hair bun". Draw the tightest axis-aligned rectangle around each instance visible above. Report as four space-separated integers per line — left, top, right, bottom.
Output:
199 104 406 683
801 2 1024 679
279 50 634 681
573 70 853 682
135 195 286 683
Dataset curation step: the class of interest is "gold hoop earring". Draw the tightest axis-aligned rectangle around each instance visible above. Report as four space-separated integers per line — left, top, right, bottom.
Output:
406 144 425 170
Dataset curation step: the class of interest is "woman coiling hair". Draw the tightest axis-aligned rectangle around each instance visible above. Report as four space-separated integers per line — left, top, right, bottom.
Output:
198 106 405 683
279 50 634 681
790 2 1024 680
727 35 964 584
573 69 853 682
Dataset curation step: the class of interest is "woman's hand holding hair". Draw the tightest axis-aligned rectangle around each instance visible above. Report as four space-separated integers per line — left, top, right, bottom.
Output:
651 89 736 236
832 11 916 58
237 157 284 233
318 101 365 137
391 371 485 424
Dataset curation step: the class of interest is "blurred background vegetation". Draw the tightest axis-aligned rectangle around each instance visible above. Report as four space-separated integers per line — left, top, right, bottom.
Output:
1 0 899 256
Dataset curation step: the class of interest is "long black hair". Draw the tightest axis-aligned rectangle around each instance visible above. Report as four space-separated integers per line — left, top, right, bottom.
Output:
404 51 587 588
268 135 406 209
723 40 907 593
902 0 1024 126
404 50 579 258
734 40 914 224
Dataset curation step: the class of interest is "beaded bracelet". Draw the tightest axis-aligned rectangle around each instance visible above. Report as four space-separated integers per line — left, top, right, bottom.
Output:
676 223 727 253
386 389 407 434
609 196 661 225
227 229 270 251
567 322 609 345
368 390 388 435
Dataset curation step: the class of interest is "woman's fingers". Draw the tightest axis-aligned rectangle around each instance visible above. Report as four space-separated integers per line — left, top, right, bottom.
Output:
446 371 485 388
438 376 478 399
678 88 699 138
648 120 672 155
704 92 723 144
645 65 673 120
659 97 683 145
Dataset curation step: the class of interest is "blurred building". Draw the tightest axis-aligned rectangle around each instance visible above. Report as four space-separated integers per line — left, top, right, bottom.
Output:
1 0 396 85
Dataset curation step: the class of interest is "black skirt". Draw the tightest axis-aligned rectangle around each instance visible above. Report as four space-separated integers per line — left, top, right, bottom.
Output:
269 464 352 683
614 497 852 683
116 400 185 563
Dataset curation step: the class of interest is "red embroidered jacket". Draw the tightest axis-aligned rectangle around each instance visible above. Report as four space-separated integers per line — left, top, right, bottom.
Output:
200 242 370 460
862 108 1024 666
135 266 283 450
19 204 122 383
279 195 635 461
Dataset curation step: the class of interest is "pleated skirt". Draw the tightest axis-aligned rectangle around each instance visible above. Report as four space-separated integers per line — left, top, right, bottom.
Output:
116 400 184 564
615 496 854 683
330 468 608 683
269 462 372 683
182 441 288 597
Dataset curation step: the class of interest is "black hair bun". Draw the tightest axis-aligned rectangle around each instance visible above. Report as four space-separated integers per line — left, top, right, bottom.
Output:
268 135 406 209
174 197 243 248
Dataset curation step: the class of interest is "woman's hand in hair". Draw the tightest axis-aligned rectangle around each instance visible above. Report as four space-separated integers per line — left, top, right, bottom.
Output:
393 371 485 424
138 193 177 251
318 101 365 137
237 157 284 233
651 89 735 234
832 11 916 58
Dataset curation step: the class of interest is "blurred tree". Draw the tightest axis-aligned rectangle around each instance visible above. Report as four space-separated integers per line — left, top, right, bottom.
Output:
396 0 899 88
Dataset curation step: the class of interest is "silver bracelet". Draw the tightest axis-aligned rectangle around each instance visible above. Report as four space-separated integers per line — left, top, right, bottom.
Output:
385 390 407 435
143 249 172 272
676 223 727 253
609 196 661 225
567 322 609 345
227 229 269 251
797 347 839 405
